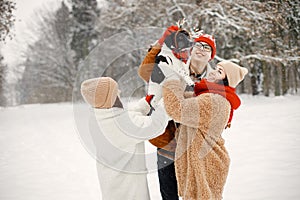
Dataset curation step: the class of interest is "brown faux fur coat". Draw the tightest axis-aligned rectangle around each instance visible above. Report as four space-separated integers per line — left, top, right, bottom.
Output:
163 80 231 200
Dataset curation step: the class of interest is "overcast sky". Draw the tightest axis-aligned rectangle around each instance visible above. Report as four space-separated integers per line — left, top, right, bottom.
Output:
1 0 60 65
0 0 61 84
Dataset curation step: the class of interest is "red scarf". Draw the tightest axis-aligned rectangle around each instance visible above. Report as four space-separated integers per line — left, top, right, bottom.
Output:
194 79 241 128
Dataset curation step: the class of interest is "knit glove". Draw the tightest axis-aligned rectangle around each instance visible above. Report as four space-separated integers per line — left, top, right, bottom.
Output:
176 67 194 86
147 57 185 107
147 81 163 108
158 55 194 86
158 25 179 45
158 56 182 81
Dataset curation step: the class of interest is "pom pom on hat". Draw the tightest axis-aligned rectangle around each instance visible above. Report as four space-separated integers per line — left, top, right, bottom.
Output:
194 34 216 60
81 77 119 108
217 60 248 88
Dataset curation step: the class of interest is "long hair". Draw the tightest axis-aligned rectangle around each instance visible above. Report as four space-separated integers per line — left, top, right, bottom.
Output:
216 76 229 86
113 96 123 108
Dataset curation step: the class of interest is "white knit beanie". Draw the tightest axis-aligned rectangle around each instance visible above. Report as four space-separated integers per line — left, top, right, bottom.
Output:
217 60 248 88
80 77 118 108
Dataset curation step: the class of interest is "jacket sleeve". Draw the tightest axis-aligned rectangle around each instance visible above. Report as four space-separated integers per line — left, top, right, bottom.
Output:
138 44 161 82
162 80 213 129
148 120 176 148
115 101 170 141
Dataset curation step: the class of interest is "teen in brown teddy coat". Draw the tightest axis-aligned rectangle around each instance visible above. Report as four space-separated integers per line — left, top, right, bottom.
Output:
162 60 248 200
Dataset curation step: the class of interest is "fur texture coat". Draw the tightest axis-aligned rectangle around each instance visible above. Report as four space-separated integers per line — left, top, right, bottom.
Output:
163 80 233 200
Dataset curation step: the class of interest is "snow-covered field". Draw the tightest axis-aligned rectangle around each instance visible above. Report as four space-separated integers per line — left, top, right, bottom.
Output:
0 95 300 200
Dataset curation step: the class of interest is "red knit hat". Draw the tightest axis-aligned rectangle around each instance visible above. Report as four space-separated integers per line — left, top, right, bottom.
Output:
194 34 216 60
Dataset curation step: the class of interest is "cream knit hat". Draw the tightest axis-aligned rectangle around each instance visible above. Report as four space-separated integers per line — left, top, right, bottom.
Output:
81 77 118 108
217 60 248 88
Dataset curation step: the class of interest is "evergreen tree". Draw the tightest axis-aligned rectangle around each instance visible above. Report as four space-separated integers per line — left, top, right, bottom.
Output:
70 0 99 66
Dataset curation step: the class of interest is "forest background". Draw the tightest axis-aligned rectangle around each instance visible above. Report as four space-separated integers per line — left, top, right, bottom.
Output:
0 0 299 106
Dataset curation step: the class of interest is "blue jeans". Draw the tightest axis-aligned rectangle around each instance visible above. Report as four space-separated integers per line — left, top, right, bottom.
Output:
157 150 179 200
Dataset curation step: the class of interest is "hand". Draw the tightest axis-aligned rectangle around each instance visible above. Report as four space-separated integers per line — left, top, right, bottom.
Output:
176 68 194 86
128 98 151 116
156 46 194 86
162 55 193 86
158 56 181 81
158 56 193 86
136 98 151 115
147 82 162 108
158 25 179 45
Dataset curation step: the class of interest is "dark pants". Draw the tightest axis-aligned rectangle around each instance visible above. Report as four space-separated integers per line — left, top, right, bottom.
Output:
157 150 179 200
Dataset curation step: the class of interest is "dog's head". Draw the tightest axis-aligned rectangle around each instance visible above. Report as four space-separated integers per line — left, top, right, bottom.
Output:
164 30 192 53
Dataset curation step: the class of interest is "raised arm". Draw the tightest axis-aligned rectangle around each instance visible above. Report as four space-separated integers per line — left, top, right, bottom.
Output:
138 44 161 83
162 80 228 129
115 99 169 141
138 25 179 83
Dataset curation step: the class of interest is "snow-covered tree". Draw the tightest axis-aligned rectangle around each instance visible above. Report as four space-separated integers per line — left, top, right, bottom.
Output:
69 0 99 66
19 1 75 104
0 52 6 106
96 0 299 96
0 0 15 42
11 0 300 105
185 0 299 95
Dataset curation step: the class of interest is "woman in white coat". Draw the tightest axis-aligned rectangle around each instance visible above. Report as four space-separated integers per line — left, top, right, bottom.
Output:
81 77 170 200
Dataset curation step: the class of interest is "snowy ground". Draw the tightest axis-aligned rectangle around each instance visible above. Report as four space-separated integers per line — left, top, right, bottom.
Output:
0 95 300 200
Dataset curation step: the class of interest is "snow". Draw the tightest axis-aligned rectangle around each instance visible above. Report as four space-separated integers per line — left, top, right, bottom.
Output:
0 95 300 200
